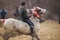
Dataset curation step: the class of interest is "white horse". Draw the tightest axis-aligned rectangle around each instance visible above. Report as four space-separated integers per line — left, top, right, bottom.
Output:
2 9 40 40
3 18 40 40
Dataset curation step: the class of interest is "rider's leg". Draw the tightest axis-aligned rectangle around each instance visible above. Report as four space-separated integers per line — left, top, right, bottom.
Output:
23 19 34 33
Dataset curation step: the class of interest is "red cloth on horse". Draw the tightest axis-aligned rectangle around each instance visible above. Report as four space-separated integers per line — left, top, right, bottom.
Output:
33 9 40 18
1 19 5 25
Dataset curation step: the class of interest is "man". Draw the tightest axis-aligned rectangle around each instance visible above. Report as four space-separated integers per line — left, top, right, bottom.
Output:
13 7 19 17
0 9 7 19
15 2 34 34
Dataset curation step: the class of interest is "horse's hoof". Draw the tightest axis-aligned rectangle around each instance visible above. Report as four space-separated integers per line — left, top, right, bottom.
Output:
3 34 9 40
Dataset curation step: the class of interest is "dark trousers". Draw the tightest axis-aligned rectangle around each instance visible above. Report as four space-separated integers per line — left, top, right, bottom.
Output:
1 15 5 19
22 18 34 33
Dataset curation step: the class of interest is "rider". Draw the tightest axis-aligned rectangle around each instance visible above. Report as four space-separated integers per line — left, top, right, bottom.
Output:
13 7 19 17
19 2 34 34
0 9 7 19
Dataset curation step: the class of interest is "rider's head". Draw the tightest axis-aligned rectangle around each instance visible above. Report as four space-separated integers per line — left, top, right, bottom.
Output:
21 2 27 8
21 2 25 6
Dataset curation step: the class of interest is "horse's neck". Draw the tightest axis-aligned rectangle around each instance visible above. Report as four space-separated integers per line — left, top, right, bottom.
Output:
30 16 40 31
30 16 39 24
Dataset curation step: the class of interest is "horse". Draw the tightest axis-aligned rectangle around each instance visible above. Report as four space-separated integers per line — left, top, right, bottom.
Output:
2 9 40 40
3 18 40 40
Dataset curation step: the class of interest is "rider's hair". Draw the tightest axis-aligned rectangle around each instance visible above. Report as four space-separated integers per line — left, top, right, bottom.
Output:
21 2 25 6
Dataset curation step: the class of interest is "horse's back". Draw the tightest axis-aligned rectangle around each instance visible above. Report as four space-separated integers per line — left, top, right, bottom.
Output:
3 18 31 34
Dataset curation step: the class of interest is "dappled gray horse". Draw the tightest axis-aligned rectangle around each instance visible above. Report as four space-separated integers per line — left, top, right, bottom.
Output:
2 9 40 40
3 18 40 40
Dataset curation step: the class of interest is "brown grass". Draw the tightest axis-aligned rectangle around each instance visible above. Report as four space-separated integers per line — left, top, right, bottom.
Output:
40 20 60 40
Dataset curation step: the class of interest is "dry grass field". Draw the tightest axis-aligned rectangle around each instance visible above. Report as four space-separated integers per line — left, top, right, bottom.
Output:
0 20 60 40
40 20 60 40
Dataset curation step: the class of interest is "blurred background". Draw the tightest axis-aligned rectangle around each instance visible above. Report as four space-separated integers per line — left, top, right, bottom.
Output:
0 0 60 21
0 0 60 40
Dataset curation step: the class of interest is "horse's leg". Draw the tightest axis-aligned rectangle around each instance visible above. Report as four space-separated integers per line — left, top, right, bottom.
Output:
35 33 40 40
35 35 40 40
30 33 34 40
32 30 40 40
30 32 40 40
3 33 9 40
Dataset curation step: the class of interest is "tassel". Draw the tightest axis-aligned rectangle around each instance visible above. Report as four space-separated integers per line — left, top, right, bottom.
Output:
1 19 5 25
